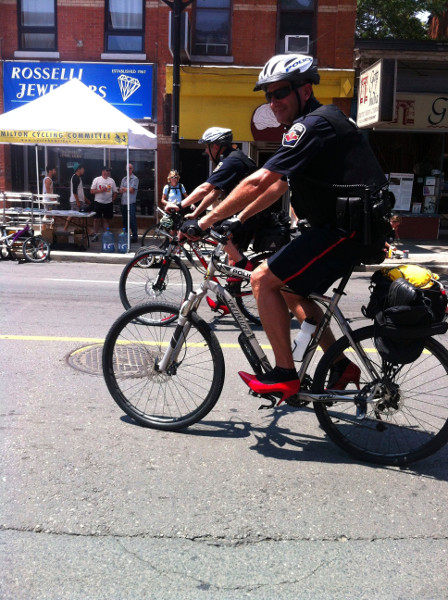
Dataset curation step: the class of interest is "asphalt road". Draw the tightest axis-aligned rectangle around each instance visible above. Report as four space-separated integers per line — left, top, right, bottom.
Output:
1 260 447 599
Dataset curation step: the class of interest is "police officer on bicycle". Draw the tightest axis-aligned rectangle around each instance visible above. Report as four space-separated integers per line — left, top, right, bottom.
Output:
184 54 389 400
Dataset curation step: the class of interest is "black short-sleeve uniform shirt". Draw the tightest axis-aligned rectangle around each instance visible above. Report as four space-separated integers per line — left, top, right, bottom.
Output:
263 99 387 227
206 148 256 196
263 100 387 296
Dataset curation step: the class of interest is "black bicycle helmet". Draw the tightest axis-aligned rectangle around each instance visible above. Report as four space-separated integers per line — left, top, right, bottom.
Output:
198 127 233 145
254 54 320 91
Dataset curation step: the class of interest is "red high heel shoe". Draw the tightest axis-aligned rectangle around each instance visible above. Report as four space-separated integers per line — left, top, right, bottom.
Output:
239 371 300 404
328 360 361 390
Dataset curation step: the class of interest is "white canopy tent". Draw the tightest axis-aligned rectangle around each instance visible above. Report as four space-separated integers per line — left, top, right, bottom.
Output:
0 78 157 249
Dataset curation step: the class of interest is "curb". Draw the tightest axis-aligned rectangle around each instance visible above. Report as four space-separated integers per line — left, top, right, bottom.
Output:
49 250 448 275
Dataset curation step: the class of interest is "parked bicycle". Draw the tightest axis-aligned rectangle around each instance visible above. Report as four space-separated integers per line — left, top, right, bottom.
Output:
0 220 51 263
119 208 274 325
103 228 448 466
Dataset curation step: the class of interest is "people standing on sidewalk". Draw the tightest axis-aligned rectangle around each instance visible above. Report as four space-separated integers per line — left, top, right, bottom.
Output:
42 164 56 197
90 166 117 241
119 163 139 243
69 163 90 211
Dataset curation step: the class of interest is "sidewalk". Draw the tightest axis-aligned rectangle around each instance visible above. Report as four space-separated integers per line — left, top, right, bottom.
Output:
48 237 448 274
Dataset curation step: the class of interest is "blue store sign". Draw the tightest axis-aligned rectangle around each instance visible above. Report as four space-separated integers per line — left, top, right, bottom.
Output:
3 61 154 120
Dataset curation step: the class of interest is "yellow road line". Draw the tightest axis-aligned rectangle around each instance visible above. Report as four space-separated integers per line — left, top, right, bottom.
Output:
0 334 272 350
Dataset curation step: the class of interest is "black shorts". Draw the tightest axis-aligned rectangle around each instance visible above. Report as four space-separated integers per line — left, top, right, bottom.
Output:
93 201 114 220
231 215 258 250
267 226 360 297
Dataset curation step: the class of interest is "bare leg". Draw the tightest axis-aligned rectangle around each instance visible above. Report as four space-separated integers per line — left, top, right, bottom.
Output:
251 263 295 369
251 262 339 370
224 240 244 264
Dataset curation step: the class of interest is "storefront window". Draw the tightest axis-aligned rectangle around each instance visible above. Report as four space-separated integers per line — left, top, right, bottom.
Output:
193 0 232 56
18 0 56 50
105 0 144 53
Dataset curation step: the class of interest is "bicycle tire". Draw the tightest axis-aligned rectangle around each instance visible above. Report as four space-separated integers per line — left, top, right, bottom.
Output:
22 236 51 263
102 302 225 430
235 250 275 325
140 224 170 249
312 325 448 466
119 250 193 321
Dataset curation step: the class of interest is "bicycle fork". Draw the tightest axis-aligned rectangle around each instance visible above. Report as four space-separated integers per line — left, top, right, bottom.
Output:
155 290 201 373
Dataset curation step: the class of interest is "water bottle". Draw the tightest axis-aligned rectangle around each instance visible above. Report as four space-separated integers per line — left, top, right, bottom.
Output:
118 228 128 254
292 318 316 361
102 228 115 253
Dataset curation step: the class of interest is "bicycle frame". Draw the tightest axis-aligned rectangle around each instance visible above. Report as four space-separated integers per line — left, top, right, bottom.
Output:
156 233 380 407
0 222 32 247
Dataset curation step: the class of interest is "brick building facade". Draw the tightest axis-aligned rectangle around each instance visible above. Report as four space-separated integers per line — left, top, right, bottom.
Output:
0 0 357 222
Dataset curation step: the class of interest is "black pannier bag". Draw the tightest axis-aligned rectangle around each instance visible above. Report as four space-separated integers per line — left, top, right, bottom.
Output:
335 187 395 265
362 268 448 364
252 210 291 253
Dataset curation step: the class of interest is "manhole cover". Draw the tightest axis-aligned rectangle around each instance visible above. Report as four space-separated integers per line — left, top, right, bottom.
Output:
67 344 104 375
67 343 160 378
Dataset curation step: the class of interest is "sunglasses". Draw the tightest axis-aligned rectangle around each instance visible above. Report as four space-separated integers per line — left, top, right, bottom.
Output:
265 83 306 103
265 86 294 103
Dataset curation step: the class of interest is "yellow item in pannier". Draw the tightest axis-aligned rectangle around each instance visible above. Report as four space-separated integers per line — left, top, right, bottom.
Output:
380 264 439 289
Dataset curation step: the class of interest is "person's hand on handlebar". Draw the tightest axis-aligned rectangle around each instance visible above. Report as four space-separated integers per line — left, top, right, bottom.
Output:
180 218 210 240
164 202 180 213
212 216 242 236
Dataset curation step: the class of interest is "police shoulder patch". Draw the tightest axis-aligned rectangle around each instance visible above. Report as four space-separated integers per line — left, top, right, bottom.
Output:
282 123 306 148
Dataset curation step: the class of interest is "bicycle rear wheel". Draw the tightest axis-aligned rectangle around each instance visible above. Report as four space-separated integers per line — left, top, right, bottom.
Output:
119 250 193 320
102 302 225 430
312 325 448 466
22 236 51 262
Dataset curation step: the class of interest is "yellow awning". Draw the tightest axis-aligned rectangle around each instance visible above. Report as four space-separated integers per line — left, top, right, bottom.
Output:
166 65 354 141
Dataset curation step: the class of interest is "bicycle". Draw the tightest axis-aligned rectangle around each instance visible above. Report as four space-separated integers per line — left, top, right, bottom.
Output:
103 228 448 466
0 220 51 263
119 208 274 325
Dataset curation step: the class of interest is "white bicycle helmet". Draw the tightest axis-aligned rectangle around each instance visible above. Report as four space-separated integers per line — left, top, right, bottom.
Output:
254 54 320 91
198 127 233 145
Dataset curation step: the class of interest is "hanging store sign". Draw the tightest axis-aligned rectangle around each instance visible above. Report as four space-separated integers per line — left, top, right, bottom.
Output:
0 130 128 145
357 59 396 128
2 62 154 120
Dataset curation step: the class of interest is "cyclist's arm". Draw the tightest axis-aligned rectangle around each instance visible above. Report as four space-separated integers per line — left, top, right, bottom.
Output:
238 179 288 223
166 181 215 212
199 168 282 229
185 188 221 218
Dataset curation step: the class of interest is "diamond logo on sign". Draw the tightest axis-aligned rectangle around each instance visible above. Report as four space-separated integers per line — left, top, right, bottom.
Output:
118 75 141 101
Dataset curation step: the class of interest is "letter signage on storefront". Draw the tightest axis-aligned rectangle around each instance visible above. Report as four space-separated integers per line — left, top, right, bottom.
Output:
3 62 154 120
357 59 396 128
375 93 448 131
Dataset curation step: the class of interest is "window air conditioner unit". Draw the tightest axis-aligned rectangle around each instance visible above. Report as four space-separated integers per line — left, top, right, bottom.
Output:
169 11 191 60
285 35 310 54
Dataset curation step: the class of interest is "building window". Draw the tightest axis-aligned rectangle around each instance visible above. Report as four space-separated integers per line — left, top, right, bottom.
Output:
278 0 315 55
193 0 232 57
105 0 144 53
18 0 57 50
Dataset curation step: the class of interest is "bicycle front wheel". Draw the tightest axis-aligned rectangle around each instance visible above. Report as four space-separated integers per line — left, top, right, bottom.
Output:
22 236 51 262
119 250 193 314
102 302 225 430
312 325 448 466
